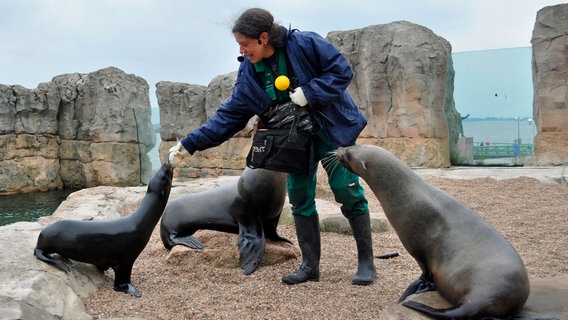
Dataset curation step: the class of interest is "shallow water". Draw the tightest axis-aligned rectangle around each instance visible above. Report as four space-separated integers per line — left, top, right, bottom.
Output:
0 189 75 226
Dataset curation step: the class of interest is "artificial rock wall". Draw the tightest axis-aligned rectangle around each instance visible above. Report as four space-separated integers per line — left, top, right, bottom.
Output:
0 67 154 194
327 21 458 167
157 72 253 178
158 21 460 177
5 6 568 194
531 4 568 165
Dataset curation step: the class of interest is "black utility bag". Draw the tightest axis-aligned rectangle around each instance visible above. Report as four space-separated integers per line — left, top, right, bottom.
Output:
246 101 313 174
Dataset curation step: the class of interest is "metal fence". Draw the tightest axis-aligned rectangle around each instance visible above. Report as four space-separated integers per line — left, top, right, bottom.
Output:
473 143 533 160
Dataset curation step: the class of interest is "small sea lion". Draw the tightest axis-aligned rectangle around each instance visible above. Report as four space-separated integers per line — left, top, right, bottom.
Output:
34 163 173 297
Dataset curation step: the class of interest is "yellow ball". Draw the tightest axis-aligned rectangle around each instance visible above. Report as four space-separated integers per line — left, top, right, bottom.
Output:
274 75 290 91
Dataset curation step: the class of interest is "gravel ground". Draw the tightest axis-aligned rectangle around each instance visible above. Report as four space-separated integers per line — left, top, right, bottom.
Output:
84 177 568 319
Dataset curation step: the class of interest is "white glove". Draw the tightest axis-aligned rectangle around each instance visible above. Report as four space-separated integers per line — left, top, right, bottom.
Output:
168 141 185 163
289 87 308 107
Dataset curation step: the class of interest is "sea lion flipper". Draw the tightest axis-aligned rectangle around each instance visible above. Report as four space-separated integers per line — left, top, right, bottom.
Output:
237 219 265 275
170 235 206 250
33 248 71 272
112 261 141 297
397 275 436 303
401 300 448 316
114 282 141 298
269 233 293 245
263 214 293 244
96 265 109 272
402 301 483 320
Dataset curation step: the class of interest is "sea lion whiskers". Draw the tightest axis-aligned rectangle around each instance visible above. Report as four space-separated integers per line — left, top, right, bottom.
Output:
321 151 336 167
321 151 348 179
336 147 367 172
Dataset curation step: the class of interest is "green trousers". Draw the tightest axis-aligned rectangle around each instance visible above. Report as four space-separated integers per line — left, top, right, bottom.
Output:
287 130 368 219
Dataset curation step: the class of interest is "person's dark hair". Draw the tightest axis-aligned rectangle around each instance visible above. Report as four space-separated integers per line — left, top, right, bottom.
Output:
232 8 283 46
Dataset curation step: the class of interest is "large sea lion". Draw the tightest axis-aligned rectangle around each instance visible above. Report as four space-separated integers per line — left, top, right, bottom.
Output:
160 167 290 275
336 145 530 319
34 163 173 297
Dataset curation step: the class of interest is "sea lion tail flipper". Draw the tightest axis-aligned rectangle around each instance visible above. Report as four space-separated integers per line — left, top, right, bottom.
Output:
402 301 452 319
402 296 553 320
170 235 206 250
402 301 482 320
510 317 561 320
33 248 71 272
237 219 265 275
397 275 436 303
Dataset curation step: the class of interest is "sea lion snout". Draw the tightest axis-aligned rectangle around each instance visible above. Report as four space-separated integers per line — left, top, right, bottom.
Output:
148 163 174 194
335 147 350 167
164 162 174 180
335 146 365 174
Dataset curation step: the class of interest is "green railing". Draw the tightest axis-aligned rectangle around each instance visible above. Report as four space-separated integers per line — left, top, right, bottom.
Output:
473 142 533 160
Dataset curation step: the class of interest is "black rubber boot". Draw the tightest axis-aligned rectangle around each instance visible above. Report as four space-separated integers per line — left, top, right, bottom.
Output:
349 213 376 285
282 215 321 284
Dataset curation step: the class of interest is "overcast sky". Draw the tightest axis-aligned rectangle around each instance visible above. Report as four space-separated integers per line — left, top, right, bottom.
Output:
1 0 564 105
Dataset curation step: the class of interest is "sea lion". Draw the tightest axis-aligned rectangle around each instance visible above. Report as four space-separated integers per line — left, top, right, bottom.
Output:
160 167 290 275
34 162 173 297
336 145 530 319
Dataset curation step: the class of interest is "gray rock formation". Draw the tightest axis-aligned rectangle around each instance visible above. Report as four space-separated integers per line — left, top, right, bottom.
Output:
164 230 301 269
0 222 103 320
0 183 160 318
156 73 256 178
6 8 568 193
327 21 457 167
379 276 568 319
158 22 458 177
531 4 568 165
0 67 154 194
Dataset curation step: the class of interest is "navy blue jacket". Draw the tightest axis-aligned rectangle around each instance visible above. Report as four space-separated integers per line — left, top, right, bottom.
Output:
180 28 367 155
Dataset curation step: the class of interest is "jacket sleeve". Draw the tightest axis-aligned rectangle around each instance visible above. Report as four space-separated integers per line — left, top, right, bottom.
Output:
180 61 272 154
181 97 254 154
180 80 257 154
289 31 353 106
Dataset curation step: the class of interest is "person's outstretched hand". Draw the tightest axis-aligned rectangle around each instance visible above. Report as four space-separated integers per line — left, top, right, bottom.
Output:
168 141 186 164
289 87 308 107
